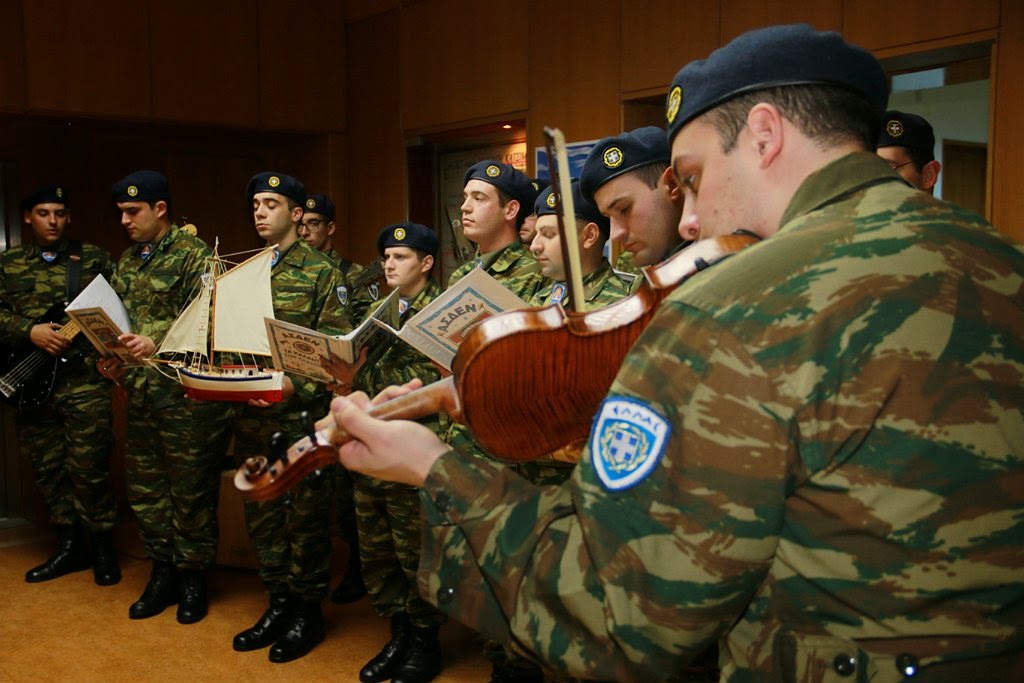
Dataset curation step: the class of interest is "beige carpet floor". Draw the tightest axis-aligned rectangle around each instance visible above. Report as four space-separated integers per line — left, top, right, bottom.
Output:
0 523 490 682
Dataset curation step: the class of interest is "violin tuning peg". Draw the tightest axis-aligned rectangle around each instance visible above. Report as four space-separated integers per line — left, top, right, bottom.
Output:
269 431 288 466
304 468 326 490
300 410 317 443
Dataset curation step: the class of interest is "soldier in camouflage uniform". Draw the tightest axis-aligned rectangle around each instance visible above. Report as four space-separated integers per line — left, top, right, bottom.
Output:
231 173 355 664
298 191 372 605
327 25 1024 683
876 110 941 194
519 182 634 683
323 222 447 683
579 127 688 269
528 181 631 312
445 161 545 682
101 171 237 624
300 192 379 319
0 185 120 587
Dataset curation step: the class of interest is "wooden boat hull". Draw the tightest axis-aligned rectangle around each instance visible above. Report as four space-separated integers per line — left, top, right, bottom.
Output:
176 365 284 403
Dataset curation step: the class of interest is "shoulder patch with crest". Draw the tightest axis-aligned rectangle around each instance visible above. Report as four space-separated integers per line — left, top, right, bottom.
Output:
590 397 671 491
336 284 349 306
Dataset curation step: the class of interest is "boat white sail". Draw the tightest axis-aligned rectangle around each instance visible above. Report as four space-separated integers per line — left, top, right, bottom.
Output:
159 245 284 403
212 247 275 355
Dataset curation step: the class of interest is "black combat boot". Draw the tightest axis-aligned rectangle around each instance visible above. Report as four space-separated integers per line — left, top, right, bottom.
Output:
233 594 293 651
359 612 411 682
268 600 326 663
330 541 367 604
391 625 442 683
25 523 91 583
128 560 179 619
89 529 121 586
176 569 208 624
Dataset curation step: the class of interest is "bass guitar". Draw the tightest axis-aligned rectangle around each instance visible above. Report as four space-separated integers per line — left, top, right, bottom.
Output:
0 303 82 410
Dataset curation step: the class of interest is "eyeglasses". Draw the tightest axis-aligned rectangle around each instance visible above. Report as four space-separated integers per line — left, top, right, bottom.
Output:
299 218 326 232
886 160 914 171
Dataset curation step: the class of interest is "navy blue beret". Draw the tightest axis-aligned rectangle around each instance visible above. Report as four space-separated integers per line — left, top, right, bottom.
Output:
878 110 935 155
463 161 537 212
377 221 438 257
534 181 609 233
304 193 335 221
20 184 69 212
246 172 306 206
579 126 669 202
112 170 170 204
665 24 888 144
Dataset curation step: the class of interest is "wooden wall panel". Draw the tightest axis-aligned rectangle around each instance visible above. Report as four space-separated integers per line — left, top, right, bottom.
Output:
620 0 720 95
150 0 260 126
259 0 347 131
346 0 399 24
0 0 27 113
844 0 1000 50
991 1 1024 241
348 9 405 262
400 0 529 131
721 0 841 43
528 0 620 155
22 0 151 117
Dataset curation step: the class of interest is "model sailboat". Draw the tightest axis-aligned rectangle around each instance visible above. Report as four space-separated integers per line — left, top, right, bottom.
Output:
157 245 284 402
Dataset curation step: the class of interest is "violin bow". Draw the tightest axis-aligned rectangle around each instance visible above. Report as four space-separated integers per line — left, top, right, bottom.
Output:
543 127 586 313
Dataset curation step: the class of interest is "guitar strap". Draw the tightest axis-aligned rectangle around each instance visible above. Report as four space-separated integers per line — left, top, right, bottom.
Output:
64 240 83 305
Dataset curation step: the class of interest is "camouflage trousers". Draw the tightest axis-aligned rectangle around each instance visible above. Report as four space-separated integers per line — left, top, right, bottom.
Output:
124 387 235 569
355 475 445 630
16 371 116 530
236 409 336 602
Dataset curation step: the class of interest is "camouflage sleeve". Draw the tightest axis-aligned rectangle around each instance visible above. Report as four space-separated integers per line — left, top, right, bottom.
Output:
0 253 35 343
418 301 786 682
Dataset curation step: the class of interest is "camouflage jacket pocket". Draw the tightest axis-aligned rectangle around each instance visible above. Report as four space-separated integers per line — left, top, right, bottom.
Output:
145 268 184 293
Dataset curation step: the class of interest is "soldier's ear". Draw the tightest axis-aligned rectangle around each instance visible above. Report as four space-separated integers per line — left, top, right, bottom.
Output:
154 200 169 220
420 254 434 274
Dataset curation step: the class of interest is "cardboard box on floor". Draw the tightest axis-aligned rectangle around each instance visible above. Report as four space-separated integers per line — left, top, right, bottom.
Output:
217 469 259 569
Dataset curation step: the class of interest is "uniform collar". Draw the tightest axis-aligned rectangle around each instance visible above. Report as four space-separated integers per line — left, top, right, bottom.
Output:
477 239 532 274
779 152 906 230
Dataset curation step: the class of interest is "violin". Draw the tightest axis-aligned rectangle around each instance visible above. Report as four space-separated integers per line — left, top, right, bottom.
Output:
234 231 759 501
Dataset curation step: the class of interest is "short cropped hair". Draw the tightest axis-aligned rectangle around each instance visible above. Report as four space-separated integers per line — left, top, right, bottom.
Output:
703 84 880 154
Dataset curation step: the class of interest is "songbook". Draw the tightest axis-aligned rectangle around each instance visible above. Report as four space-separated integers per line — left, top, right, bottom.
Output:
264 288 400 382
64 275 139 365
371 268 529 371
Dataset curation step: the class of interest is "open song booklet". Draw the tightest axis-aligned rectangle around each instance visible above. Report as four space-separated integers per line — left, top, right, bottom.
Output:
370 268 529 371
64 274 141 366
264 288 400 383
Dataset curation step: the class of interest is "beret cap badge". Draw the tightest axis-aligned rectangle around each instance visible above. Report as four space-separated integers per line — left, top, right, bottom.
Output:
545 192 557 208
485 164 501 178
56 187 64 198
268 175 281 188
886 120 904 138
603 147 624 169
127 185 139 197
306 198 316 209
394 227 406 240
666 86 682 125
